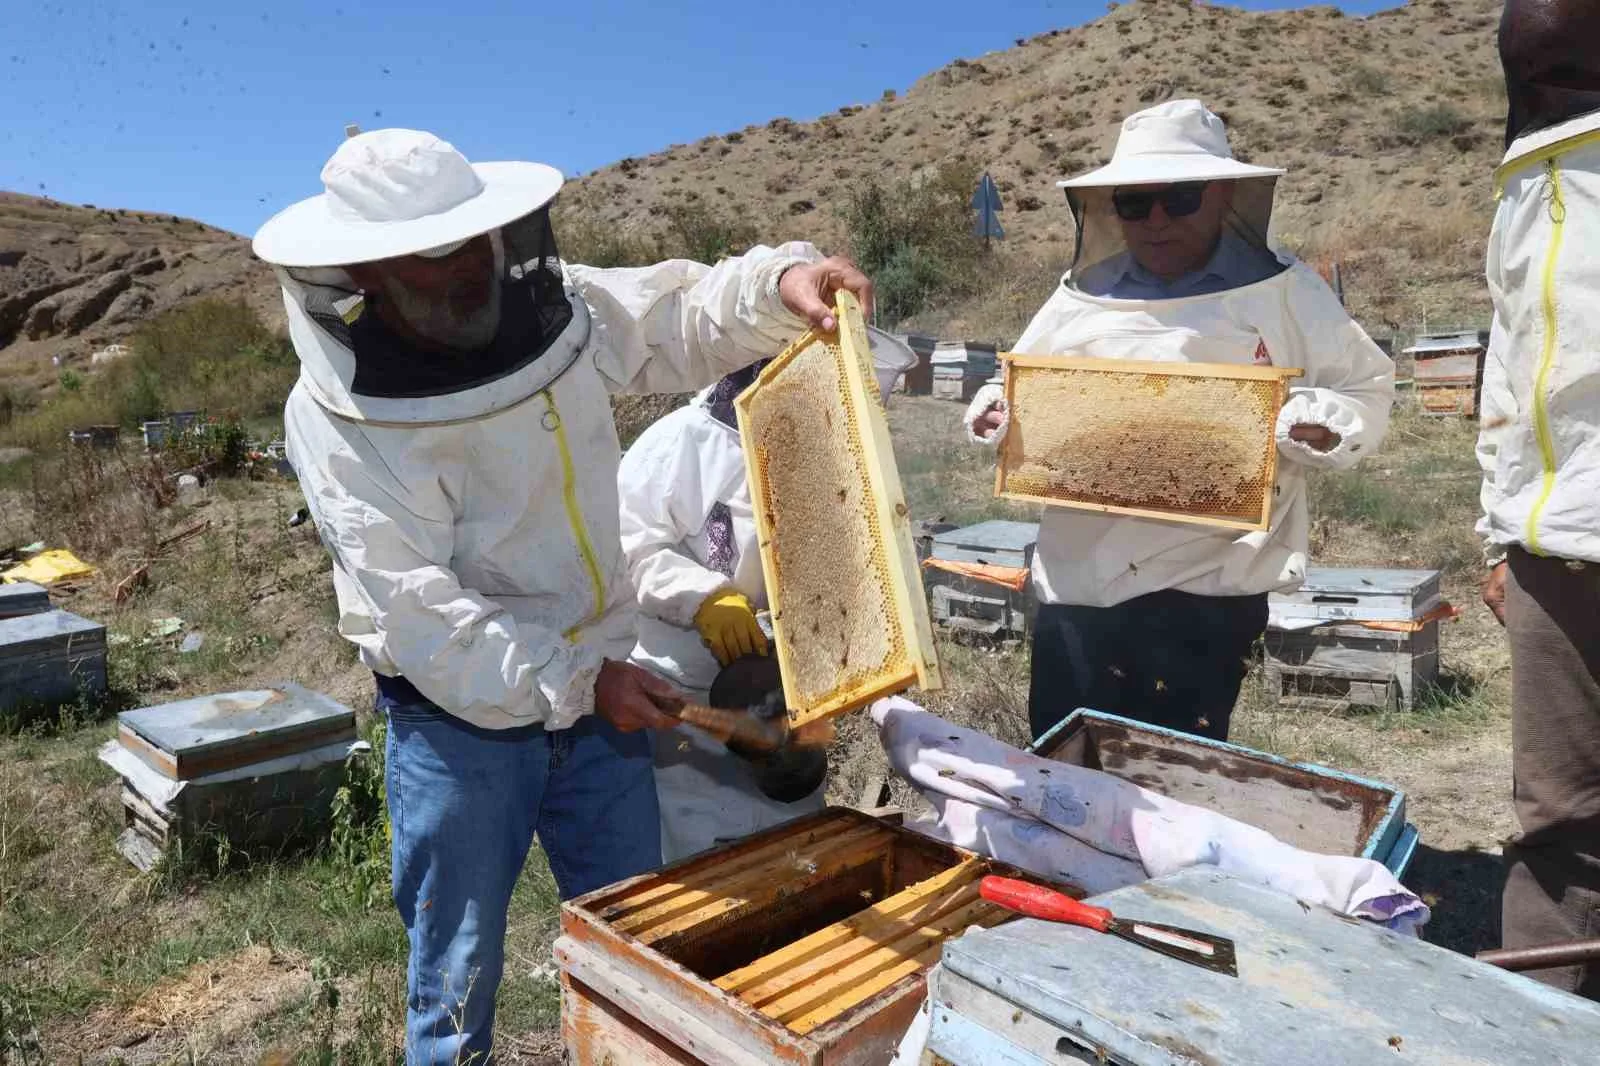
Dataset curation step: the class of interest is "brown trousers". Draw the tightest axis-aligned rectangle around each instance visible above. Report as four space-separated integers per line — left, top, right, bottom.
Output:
1503 548 1600 999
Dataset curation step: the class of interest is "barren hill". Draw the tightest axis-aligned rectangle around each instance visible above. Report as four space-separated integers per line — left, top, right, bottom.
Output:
0 192 278 386
556 0 1506 337
2 0 1509 382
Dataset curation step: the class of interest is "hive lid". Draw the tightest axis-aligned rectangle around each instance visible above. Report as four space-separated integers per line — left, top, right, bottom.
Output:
931 521 1040 553
0 609 105 656
995 355 1302 532
736 292 941 727
0 582 51 619
117 682 356 780
937 868 1600 1066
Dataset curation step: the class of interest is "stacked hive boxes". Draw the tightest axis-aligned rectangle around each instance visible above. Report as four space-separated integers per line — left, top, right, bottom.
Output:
97 682 359 870
0 581 107 720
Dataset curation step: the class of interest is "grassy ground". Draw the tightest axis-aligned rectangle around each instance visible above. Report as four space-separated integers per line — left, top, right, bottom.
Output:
0 390 1514 1063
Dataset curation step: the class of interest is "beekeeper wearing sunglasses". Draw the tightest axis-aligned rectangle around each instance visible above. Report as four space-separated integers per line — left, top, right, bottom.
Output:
618 332 916 861
966 99 1393 743
254 127 872 1066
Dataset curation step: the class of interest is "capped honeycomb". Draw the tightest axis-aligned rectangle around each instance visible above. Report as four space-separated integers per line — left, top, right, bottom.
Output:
736 292 940 727
996 356 1303 531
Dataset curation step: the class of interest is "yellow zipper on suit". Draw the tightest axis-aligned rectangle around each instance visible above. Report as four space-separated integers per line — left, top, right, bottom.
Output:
1525 157 1568 555
541 390 606 638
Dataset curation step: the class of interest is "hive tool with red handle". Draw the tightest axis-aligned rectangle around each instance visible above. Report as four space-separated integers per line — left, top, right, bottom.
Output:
979 875 1239 977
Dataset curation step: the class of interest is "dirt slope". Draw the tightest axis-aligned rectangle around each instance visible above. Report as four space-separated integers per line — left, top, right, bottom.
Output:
0 192 279 387
556 0 1506 334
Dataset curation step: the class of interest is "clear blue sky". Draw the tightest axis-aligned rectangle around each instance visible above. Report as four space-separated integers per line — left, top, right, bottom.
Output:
5 0 1398 237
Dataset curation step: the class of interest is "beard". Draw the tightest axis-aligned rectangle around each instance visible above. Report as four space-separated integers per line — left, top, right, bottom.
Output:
380 273 503 352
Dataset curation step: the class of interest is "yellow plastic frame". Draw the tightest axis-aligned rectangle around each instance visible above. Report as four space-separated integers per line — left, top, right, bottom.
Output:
735 292 941 727
996 354 1304 532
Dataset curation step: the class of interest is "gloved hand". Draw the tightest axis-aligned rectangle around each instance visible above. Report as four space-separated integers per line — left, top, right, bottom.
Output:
694 590 769 666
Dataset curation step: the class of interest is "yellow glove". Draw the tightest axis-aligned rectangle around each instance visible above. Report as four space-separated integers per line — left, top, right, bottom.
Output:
693 590 769 666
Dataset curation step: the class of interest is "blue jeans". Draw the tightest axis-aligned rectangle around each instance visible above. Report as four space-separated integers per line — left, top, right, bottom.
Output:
383 698 661 1065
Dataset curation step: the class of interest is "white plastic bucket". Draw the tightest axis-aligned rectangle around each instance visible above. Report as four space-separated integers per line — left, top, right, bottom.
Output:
866 328 919 407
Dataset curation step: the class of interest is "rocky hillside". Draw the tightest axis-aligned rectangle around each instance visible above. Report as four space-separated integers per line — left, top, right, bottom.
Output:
556 0 1506 335
0 193 278 385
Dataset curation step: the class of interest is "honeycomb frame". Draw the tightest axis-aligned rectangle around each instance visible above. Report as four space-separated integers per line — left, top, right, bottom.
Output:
996 355 1304 532
735 292 941 728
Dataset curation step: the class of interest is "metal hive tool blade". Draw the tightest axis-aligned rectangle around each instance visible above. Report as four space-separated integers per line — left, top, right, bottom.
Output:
1109 917 1239 977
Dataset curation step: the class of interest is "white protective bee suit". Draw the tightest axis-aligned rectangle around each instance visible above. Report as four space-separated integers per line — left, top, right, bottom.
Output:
618 332 917 861
963 100 1392 743
965 103 1394 611
618 383 824 861
1475 75 1600 996
260 143 823 734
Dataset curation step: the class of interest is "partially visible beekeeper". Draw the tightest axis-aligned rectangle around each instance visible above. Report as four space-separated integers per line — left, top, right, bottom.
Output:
1478 0 1600 1000
966 100 1393 743
619 331 916 861
252 127 872 1066
618 360 825 861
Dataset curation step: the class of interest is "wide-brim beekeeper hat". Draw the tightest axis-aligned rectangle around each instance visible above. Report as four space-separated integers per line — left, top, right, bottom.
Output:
252 129 588 426
1054 99 1287 290
1058 98 1284 189
253 128 564 268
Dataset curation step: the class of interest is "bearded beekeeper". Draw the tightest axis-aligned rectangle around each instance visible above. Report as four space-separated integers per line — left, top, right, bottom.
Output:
965 100 1393 743
1478 0 1600 999
618 333 916 861
252 127 871 1065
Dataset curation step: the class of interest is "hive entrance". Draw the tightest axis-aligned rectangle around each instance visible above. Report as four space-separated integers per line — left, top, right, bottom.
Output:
997 355 1302 531
736 292 940 727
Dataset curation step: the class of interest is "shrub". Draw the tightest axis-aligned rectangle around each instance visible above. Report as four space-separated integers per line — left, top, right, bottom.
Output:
1394 104 1472 143
658 200 758 264
841 161 986 325
164 417 250 476
2 299 294 450
57 370 83 393
1346 64 1388 95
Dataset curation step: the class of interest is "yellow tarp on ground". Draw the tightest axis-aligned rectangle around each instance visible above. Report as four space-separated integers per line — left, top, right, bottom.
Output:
2 549 97 586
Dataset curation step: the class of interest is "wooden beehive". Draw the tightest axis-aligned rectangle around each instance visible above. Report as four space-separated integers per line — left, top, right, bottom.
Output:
1263 567 1444 711
556 807 1073 1066
736 292 940 728
996 356 1303 531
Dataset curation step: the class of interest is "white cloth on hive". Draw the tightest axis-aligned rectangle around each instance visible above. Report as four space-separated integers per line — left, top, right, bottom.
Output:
871 697 1429 933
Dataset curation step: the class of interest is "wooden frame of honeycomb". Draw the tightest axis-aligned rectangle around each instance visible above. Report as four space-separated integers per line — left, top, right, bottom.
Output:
996 355 1304 532
735 292 941 728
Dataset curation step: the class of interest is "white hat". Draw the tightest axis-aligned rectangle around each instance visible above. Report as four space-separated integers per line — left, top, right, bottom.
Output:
1057 99 1285 189
253 128 564 268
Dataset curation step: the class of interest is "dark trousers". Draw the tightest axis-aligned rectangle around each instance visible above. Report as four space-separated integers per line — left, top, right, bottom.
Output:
1028 590 1268 743
1502 548 1600 999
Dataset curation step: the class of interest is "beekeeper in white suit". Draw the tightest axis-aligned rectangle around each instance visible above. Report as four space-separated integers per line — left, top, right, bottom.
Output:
617 361 819 861
619 334 915 861
966 100 1393 744
252 127 871 1066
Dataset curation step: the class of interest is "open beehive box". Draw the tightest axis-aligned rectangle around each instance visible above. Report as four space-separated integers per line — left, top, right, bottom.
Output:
735 292 940 728
996 355 1304 531
557 807 1074 1065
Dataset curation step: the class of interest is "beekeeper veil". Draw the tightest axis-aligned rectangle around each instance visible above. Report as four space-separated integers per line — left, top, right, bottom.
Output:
1057 100 1288 295
253 128 590 424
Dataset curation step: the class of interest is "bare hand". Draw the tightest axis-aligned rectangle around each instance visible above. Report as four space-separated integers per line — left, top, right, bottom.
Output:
1288 424 1342 452
593 660 681 732
976 404 1005 440
779 256 874 331
1482 561 1508 627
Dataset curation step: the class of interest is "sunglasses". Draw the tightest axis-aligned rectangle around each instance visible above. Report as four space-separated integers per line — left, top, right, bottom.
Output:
1111 182 1209 222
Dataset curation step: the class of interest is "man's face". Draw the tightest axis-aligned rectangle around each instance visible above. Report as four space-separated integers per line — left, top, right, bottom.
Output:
1114 181 1233 283
350 233 501 350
